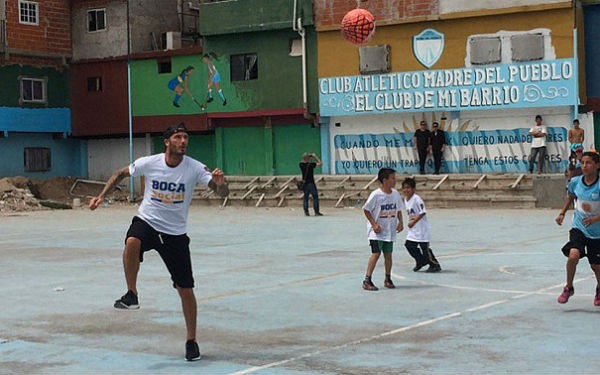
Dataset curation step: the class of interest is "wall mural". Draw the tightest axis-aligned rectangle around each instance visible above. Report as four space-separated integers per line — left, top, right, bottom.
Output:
164 52 228 111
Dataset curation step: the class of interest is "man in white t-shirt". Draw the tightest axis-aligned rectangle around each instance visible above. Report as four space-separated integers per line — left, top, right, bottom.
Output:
361 168 405 291
528 114 548 174
89 123 229 361
402 177 441 273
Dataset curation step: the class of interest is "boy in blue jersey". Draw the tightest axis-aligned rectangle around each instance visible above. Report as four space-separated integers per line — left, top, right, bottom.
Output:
168 66 195 108
555 151 600 305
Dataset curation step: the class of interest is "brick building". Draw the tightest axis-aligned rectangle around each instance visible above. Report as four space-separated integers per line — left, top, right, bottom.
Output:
0 0 85 178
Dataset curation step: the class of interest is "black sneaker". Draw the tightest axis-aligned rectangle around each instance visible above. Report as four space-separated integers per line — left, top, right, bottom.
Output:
222 99 227 106
304 211 310 216
185 340 201 361
172 101 180 108
114 290 139 309
315 212 324 216
206 97 214 103
425 265 442 273
413 262 427 272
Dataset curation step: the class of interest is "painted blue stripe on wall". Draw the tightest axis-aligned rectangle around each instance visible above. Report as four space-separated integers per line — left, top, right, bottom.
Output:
0 107 71 133
334 128 567 149
335 159 568 174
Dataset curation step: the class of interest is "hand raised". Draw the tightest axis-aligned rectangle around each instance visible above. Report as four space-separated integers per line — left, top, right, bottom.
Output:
212 168 225 185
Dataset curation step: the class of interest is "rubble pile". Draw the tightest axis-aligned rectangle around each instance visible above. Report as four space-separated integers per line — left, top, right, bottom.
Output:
0 178 42 212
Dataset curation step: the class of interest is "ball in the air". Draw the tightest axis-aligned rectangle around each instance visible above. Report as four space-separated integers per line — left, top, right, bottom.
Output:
341 8 375 45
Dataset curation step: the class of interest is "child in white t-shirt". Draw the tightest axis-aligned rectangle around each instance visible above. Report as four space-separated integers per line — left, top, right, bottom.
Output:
402 177 441 273
361 168 405 291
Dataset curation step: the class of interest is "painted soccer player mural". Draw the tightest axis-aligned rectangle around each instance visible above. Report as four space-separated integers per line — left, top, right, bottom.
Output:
167 65 195 108
203 53 227 106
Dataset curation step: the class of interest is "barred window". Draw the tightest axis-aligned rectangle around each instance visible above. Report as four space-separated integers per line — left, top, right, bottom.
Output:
24 147 51 172
19 1 38 25
230 54 258 81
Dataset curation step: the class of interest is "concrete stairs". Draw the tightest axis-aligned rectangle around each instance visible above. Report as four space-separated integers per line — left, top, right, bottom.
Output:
192 173 565 209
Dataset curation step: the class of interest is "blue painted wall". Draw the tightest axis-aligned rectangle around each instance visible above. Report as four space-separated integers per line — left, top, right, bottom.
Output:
0 133 87 179
0 107 71 135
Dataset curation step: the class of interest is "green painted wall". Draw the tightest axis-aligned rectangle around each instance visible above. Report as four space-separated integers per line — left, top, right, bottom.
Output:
131 55 207 116
199 0 313 35
214 124 320 175
0 65 68 107
203 27 318 113
273 124 321 175
219 127 268 175
152 133 216 168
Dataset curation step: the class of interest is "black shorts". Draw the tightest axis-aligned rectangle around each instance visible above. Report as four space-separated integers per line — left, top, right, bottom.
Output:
562 228 600 265
125 216 194 288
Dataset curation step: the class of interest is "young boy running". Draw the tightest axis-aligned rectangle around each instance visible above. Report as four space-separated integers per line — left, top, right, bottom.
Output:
362 168 404 291
402 177 442 273
555 151 600 305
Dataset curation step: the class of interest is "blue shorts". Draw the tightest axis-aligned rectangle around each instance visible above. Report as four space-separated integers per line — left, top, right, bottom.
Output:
211 72 221 83
167 79 179 91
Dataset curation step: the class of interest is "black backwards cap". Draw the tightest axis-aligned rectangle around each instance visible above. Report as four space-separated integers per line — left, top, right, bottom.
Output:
163 122 188 140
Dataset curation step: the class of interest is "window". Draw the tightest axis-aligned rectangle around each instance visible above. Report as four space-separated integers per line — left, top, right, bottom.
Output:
230 53 258 81
87 77 102 92
359 45 391 74
157 60 172 74
20 77 46 103
88 9 106 32
19 1 38 25
466 29 554 67
511 33 544 62
24 148 51 172
469 37 501 65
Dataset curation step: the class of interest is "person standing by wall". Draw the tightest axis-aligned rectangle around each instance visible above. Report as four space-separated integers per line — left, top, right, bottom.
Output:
299 152 323 216
528 115 547 174
414 121 431 175
429 122 446 175
568 119 584 152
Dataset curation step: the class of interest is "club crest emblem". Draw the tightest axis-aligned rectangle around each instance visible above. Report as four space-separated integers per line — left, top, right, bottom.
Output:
413 28 444 69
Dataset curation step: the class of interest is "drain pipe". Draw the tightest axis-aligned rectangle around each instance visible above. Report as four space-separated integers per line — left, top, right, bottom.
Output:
293 0 317 124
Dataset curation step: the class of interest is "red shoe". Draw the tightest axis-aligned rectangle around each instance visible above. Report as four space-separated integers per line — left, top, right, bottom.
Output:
594 288 600 306
362 280 379 291
557 287 574 304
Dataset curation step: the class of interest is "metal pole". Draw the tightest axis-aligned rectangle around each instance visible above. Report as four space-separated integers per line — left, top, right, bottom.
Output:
127 0 134 202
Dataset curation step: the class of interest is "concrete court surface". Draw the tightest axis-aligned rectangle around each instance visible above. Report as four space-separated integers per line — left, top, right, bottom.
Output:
1 205 600 375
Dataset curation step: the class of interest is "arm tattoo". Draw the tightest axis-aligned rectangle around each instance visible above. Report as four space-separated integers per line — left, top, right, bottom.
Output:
208 180 229 197
99 167 130 198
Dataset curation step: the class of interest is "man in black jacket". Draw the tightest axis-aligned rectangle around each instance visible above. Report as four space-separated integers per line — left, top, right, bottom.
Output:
429 122 446 175
413 121 430 174
299 152 323 216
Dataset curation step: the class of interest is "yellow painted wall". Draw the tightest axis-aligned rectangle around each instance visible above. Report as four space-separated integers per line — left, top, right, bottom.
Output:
318 8 574 77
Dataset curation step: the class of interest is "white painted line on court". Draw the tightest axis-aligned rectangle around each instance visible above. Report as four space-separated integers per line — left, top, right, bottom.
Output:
498 266 517 275
392 273 595 297
226 277 592 375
